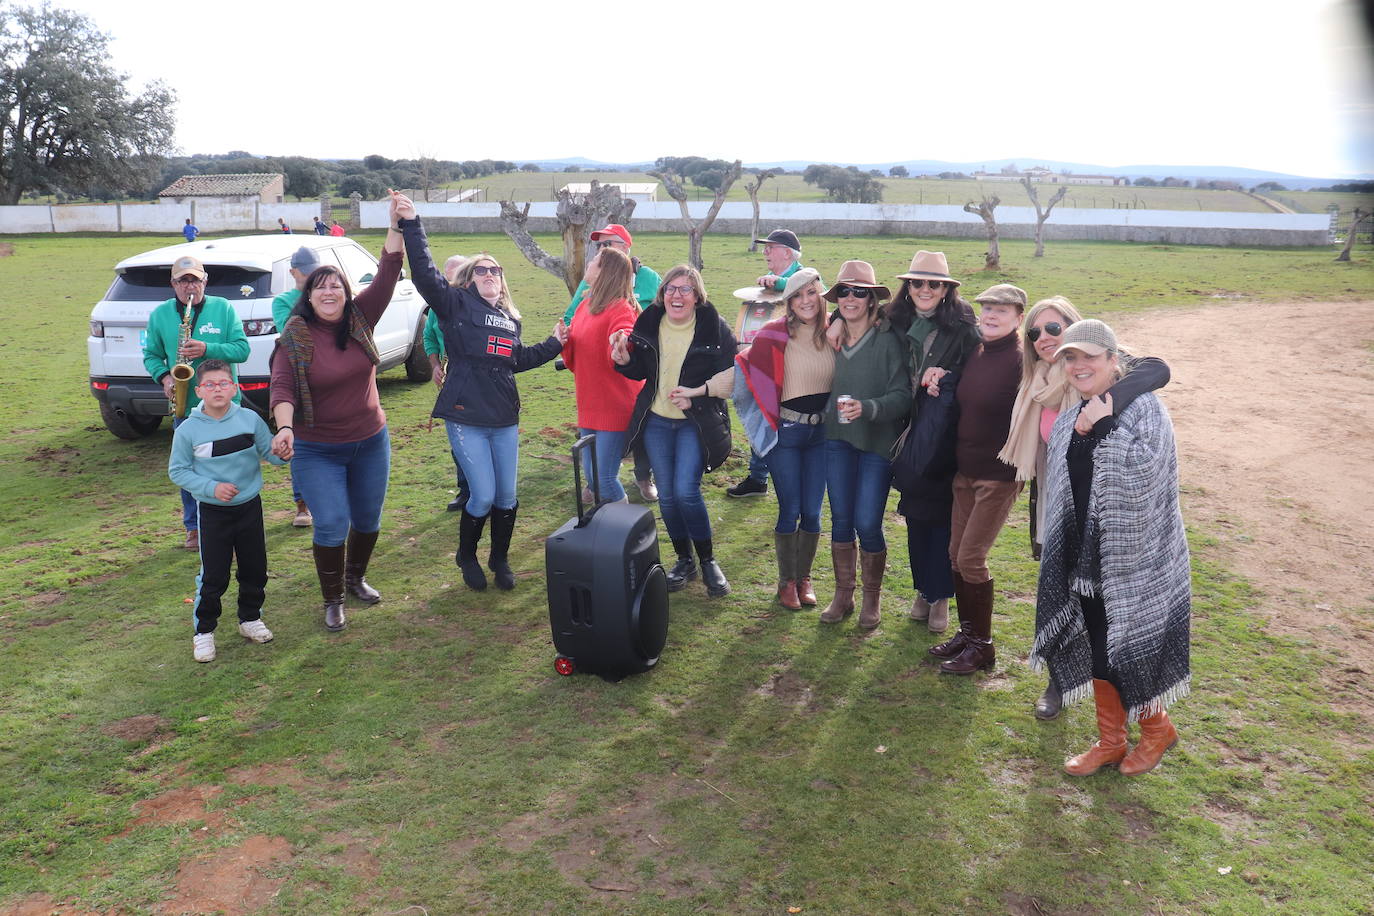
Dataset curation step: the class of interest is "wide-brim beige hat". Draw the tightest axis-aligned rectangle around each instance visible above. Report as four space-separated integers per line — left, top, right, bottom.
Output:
822 260 891 302
896 250 960 288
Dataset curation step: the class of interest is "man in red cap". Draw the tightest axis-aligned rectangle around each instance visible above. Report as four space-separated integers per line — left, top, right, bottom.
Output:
562 223 662 502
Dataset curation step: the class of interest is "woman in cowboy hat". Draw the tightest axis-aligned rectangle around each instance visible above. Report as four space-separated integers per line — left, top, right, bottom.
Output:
1030 319 1190 777
885 251 979 635
818 261 909 630
733 267 834 610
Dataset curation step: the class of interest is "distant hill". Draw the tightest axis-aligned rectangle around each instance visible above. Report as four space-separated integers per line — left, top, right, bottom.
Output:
516 156 1362 190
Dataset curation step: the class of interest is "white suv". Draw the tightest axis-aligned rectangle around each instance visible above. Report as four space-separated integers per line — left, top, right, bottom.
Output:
87 234 431 439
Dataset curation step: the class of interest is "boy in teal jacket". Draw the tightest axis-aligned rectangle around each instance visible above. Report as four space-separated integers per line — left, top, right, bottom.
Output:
143 255 250 549
169 360 285 663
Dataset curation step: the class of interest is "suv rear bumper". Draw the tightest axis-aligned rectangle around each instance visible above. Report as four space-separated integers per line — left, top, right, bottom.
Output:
89 377 271 418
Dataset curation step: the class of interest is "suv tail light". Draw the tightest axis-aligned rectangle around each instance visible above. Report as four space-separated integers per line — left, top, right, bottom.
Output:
90 320 105 338
243 319 276 336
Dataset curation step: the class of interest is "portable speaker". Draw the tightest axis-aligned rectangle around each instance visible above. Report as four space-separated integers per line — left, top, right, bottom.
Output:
545 435 669 678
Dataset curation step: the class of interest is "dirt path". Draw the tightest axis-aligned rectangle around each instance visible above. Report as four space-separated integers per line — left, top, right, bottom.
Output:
1115 300 1374 714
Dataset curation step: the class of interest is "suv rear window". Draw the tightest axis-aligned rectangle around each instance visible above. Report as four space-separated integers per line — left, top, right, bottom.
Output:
105 266 271 301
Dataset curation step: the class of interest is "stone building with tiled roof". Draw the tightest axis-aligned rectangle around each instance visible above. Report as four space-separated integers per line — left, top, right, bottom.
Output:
158 173 285 204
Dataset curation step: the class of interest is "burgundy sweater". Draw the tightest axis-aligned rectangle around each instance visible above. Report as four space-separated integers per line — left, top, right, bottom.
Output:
954 331 1022 481
269 250 402 443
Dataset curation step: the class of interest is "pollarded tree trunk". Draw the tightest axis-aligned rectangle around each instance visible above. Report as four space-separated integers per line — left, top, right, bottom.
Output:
745 169 777 252
1335 208 1370 262
1022 177 1068 258
497 181 635 294
963 193 1002 270
650 161 743 270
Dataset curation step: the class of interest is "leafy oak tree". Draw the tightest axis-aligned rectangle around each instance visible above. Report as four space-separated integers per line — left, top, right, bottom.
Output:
0 4 176 204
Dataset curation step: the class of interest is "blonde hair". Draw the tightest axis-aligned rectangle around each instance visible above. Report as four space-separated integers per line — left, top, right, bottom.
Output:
653 265 707 309
586 247 635 315
1020 295 1084 387
454 253 520 320
785 278 827 347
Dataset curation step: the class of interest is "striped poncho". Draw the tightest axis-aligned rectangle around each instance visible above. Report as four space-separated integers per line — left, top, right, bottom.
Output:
1030 392 1191 722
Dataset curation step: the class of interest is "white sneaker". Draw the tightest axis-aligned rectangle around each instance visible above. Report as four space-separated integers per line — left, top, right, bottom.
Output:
193 633 216 663
238 619 274 643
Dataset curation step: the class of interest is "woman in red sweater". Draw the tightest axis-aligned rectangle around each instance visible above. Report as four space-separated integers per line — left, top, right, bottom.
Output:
561 247 644 502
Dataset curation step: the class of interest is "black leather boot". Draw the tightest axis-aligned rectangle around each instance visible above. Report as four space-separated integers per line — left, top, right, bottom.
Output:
457 510 488 591
694 538 730 597
665 537 697 592
345 529 382 604
312 543 346 632
487 503 518 591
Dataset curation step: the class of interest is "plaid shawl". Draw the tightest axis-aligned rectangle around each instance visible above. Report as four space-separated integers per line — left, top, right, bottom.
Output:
1029 393 1191 722
278 311 379 428
732 317 790 455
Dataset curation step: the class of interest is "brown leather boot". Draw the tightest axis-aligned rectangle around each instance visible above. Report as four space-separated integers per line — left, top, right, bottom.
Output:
940 577 995 674
795 530 820 606
929 571 970 659
345 529 381 604
819 542 856 623
1120 708 1179 776
312 543 346 632
774 531 800 610
1064 679 1129 775
857 549 886 629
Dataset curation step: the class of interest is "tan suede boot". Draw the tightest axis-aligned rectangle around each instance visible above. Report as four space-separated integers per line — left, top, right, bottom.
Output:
819 542 856 623
857 549 886 629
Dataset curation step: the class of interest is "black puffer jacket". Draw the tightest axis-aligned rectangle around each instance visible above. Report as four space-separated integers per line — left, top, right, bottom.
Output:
616 301 736 472
400 218 562 427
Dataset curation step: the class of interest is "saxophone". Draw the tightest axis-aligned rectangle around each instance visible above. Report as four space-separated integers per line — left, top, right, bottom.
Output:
169 296 196 419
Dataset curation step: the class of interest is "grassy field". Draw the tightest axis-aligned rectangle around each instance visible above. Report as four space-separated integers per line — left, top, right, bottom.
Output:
443 171 1289 213
1 231 1372 913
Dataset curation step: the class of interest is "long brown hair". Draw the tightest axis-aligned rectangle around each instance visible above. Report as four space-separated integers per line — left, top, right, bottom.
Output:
586 247 635 315
298 266 355 350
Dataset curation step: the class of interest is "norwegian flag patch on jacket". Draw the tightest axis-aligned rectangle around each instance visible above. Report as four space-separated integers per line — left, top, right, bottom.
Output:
486 335 514 357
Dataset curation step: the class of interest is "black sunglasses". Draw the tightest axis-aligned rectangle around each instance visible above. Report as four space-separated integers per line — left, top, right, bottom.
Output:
834 285 872 299
1026 322 1065 343
907 279 946 291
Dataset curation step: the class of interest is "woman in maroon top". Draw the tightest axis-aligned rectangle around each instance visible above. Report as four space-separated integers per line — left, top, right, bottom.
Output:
269 194 404 632
928 283 1027 675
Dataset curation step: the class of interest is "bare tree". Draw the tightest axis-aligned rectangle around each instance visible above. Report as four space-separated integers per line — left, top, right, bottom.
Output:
1335 207 1371 262
963 191 1002 270
497 181 635 294
649 159 743 269
745 169 779 252
1021 176 1068 258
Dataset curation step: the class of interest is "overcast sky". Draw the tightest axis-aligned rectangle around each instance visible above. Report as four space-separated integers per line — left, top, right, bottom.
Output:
54 0 1374 178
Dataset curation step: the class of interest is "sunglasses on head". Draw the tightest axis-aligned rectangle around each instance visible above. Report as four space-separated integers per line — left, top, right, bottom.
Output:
907 279 946 291
834 285 872 299
1026 322 1064 343
472 265 503 277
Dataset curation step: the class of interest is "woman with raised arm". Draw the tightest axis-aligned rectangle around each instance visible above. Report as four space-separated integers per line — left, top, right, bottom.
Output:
269 194 405 632
1030 319 1189 777
394 193 566 592
611 266 737 597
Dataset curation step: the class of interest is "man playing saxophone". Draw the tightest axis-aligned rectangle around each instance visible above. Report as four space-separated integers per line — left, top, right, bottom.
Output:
143 256 250 550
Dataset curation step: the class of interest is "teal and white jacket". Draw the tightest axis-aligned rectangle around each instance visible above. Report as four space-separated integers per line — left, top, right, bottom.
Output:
168 402 284 505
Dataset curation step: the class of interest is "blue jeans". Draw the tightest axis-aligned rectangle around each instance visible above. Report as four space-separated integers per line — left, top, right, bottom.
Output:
641 412 711 542
172 416 199 531
291 426 391 546
825 440 892 552
765 421 826 534
748 447 769 484
445 421 518 517
578 427 627 502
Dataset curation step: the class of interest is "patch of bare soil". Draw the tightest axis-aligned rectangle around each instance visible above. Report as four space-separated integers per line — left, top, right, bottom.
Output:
123 786 224 833
102 714 169 743
0 242 13 257
1117 301 1374 723
224 761 308 789
158 834 292 915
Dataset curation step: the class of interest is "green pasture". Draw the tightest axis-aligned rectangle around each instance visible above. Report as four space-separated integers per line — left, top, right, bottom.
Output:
444 171 1298 213
1 231 1371 913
